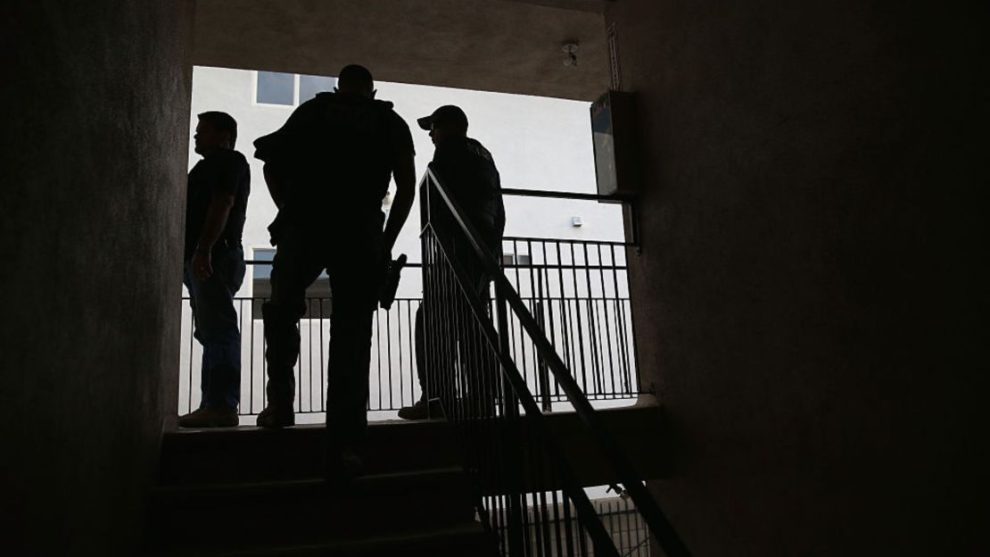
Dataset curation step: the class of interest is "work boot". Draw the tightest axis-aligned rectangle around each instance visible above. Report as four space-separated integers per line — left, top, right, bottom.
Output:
178 406 239 428
397 397 443 421
256 403 294 428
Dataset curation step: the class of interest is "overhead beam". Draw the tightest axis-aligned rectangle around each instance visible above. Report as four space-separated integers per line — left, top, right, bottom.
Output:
496 0 612 14
193 0 609 100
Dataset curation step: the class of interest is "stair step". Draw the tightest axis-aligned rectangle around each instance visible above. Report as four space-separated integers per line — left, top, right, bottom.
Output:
146 467 479 551
154 466 468 501
160 421 460 485
147 521 497 557
161 402 669 488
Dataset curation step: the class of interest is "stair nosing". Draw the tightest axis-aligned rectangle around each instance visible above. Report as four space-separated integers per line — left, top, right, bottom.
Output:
153 465 467 496
148 519 489 556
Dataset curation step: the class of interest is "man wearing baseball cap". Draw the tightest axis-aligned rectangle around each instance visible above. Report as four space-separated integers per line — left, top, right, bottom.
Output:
400 105 505 420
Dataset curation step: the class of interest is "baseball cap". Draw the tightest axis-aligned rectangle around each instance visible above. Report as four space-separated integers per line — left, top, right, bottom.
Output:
417 105 469 132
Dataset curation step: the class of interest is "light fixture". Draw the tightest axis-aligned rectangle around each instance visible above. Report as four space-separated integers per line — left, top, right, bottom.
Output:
571 216 584 227
562 42 579 67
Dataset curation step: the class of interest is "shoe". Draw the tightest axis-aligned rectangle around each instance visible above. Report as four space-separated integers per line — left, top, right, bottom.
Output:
324 447 364 486
397 398 443 421
178 406 239 428
256 403 294 428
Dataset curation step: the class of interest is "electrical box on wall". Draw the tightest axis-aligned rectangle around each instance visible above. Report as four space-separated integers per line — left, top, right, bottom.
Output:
591 91 640 202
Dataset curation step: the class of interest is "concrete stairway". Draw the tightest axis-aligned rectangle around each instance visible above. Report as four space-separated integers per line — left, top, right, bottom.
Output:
144 402 666 555
144 421 497 556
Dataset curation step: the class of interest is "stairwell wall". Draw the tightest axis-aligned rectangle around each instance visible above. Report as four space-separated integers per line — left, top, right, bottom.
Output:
605 1 988 555
0 2 194 554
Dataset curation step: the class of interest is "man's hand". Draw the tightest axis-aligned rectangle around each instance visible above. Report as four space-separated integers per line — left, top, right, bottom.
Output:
193 191 235 281
192 249 213 281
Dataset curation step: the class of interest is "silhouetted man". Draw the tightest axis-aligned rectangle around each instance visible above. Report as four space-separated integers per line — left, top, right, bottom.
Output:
179 111 250 428
399 105 505 420
253 65 416 476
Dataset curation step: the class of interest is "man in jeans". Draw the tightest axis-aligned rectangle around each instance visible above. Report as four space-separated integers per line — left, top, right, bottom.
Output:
179 111 250 428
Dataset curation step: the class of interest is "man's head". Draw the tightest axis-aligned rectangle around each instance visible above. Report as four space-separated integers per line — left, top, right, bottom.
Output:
336 64 376 99
195 111 237 155
417 105 468 145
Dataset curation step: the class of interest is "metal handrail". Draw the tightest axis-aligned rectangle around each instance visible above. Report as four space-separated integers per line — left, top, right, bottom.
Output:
423 167 690 557
502 187 633 203
246 261 626 270
424 220 620 556
500 188 640 247
180 231 642 419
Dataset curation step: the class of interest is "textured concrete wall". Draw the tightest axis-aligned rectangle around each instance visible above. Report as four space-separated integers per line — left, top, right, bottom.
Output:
606 1 988 555
0 2 193 554
193 0 609 100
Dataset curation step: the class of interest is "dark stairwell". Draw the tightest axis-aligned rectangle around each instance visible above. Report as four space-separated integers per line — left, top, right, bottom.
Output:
144 400 668 555
144 171 681 556
145 421 495 556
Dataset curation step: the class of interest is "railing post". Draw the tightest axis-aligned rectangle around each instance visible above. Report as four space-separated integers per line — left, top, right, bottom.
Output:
495 281 526 556
535 269 552 413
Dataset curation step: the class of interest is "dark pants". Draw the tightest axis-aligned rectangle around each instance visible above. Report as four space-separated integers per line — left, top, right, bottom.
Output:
415 253 497 415
263 221 384 451
184 245 246 410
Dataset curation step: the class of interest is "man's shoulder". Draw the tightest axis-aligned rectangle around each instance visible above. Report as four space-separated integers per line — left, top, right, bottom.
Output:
382 104 411 130
437 138 493 164
288 95 331 121
378 102 414 155
231 149 249 166
212 148 249 168
464 138 494 162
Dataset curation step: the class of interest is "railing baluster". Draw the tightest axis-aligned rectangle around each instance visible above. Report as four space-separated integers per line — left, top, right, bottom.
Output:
421 170 686 557
187 301 194 413
319 298 326 412
176 174 668 554
295 319 301 410
307 298 313 413
180 243 641 420
581 243 603 398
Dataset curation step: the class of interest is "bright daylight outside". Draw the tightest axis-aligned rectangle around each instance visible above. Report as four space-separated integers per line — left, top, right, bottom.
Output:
179 65 638 424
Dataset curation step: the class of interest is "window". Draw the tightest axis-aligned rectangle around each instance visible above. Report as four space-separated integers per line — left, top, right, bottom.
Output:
255 72 336 106
299 74 334 103
256 71 295 105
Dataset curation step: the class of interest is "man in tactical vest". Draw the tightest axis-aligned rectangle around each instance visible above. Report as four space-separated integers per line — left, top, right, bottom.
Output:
254 65 416 477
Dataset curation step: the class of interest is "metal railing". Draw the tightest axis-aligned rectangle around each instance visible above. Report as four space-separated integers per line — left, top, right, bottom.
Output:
512 493 652 557
178 243 642 418
419 168 689 557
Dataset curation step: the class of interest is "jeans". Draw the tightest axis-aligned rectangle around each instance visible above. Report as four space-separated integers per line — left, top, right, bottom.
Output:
263 220 385 451
184 244 246 410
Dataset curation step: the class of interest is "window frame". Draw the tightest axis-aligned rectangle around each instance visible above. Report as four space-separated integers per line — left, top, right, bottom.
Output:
253 71 298 108
253 72 337 108
297 74 335 104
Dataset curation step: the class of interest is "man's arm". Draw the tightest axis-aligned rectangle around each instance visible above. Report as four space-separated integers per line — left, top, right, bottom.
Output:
383 152 416 254
191 192 236 280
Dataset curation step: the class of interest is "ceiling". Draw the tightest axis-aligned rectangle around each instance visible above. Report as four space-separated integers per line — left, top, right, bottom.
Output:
192 0 610 100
